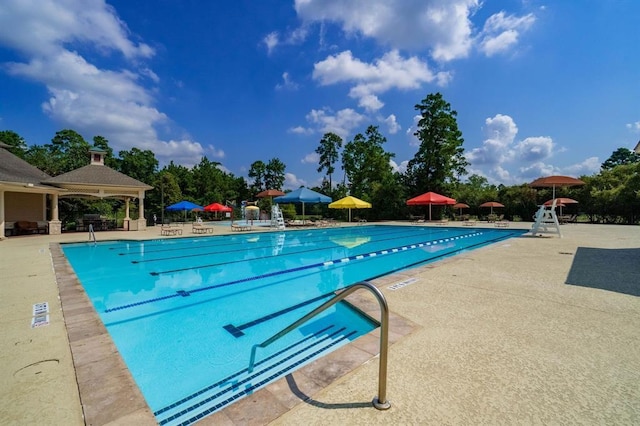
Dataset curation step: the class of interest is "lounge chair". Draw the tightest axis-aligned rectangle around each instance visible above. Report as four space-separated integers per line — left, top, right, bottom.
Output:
161 225 182 236
231 223 251 232
192 222 214 234
410 215 425 224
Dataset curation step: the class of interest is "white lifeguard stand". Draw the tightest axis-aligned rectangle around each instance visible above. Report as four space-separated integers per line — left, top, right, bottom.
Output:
530 198 562 238
271 205 285 230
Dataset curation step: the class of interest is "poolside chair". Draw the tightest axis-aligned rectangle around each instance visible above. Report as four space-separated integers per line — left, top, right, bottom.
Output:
231 223 251 232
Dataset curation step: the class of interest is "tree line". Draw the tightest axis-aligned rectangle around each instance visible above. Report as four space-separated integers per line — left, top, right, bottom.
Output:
2 92 639 225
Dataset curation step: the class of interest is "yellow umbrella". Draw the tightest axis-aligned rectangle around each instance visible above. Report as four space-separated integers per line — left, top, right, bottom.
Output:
328 196 372 222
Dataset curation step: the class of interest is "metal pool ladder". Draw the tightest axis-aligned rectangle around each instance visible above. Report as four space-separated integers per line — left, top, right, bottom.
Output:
248 281 391 410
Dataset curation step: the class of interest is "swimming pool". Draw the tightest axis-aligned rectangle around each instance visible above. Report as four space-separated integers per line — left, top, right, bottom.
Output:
61 225 524 424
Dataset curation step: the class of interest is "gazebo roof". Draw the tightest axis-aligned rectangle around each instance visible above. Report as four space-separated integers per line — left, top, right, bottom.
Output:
0 143 53 187
44 164 152 189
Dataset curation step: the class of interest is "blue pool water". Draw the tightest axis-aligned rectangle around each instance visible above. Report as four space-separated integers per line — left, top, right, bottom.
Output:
61 225 524 424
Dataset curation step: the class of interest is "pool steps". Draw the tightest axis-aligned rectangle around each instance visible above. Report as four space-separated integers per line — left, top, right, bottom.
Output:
154 323 360 425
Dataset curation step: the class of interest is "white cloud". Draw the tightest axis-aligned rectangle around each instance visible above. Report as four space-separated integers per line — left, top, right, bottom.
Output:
313 50 450 108
390 159 408 174
563 157 600 175
302 152 319 164
0 0 207 167
304 107 366 138
284 172 307 189
515 136 553 162
479 11 536 57
383 114 400 134
205 145 225 159
466 114 518 166
0 0 153 59
464 113 580 185
263 32 279 54
359 94 384 112
405 114 422 147
288 125 314 135
152 139 205 168
275 72 299 90
626 121 640 132
295 0 480 61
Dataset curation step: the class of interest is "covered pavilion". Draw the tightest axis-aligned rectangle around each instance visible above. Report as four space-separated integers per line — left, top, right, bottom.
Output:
1 144 152 239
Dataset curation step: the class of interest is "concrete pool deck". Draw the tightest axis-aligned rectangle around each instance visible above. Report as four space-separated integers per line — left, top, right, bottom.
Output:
1 221 639 424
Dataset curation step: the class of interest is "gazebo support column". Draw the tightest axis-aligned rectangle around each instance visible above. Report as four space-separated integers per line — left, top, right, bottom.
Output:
48 193 62 235
0 189 5 240
136 191 147 230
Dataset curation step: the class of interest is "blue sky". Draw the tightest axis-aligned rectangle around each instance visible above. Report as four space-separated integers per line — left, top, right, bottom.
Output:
1 0 638 189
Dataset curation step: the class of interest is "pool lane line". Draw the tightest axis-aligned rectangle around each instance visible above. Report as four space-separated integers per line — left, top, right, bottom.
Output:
143 227 474 271
158 328 359 425
119 225 433 259
358 229 526 284
222 290 337 337
154 323 339 417
103 231 485 313
149 228 482 276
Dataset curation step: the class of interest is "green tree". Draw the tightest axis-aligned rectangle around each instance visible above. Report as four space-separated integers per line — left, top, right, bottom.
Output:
117 147 159 184
44 129 92 175
248 160 266 193
404 92 468 195
164 162 196 199
264 158 286 190
342 125 395 198
451 174 499 216
315 132 343 191
0 130 28 158
24 145 56 175
192 157 227 205
601 147 640 170
584 162 640 224
153 171 182 224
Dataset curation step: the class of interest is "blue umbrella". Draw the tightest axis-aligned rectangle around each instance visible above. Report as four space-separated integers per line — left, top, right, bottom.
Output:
273 187 331 222
166 200 204 221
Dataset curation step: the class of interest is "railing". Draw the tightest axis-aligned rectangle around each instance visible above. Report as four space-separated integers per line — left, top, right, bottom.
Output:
88 223 97 244
248 281 391 410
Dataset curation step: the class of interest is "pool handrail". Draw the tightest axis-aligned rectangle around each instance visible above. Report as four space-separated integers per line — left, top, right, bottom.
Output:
248 280 391 410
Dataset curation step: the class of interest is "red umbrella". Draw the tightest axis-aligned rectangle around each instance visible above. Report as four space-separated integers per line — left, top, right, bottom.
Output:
204 202 232 212
529 175 585 199
544 197 578 216
479 201 504 215
204 202 232 219
406 191 456 221
543 197 578 206
453 202 470 217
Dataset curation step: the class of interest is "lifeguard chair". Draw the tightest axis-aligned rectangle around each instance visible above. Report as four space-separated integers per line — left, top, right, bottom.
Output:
530 199 562 238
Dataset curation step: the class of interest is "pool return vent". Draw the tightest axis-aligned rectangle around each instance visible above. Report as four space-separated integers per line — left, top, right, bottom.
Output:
248 280 392 410
31 302 50 328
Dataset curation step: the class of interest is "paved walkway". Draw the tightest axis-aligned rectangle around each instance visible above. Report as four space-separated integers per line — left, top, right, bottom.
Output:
1 222 639 425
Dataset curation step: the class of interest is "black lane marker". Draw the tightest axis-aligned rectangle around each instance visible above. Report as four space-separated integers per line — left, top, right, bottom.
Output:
222 291 335 337
153 324 336 417
158 329 358 425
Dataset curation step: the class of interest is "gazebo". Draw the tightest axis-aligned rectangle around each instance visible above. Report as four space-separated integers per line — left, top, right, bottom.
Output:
0 144 152 238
